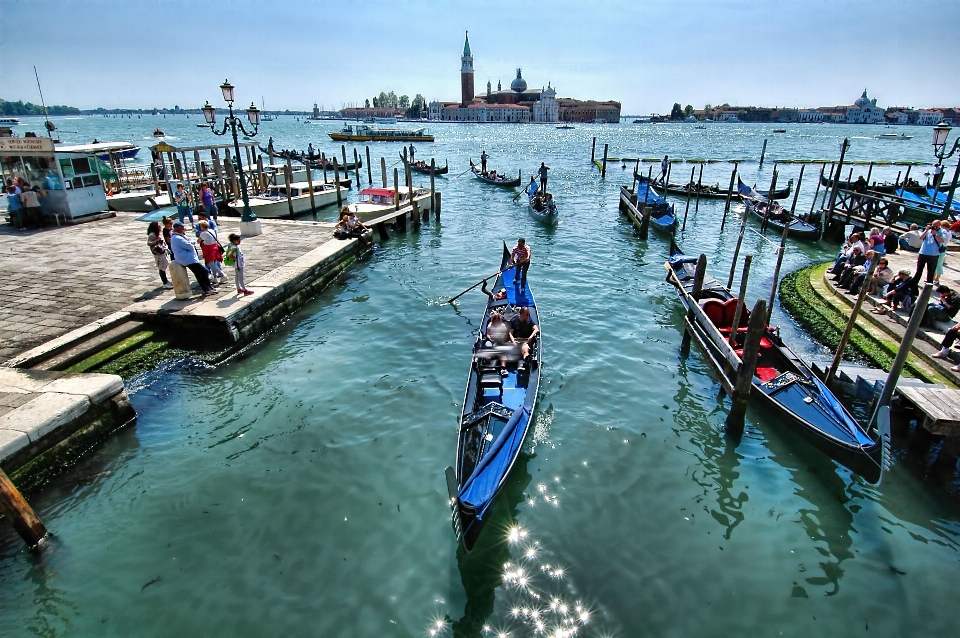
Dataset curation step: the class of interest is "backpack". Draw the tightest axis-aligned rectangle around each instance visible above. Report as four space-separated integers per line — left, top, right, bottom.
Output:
223 244 237 267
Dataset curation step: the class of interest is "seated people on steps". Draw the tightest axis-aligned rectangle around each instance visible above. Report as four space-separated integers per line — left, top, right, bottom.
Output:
837 249 873 289
924 285 960 327
874 269 917 313
882 227 899 255
934 324 960 370
899 224 923 252
832 246 865 284
509 307 539 360
830 233 866 272
864 257 894 296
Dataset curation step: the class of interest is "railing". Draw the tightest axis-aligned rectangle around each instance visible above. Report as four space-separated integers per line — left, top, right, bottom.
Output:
826 187 954 231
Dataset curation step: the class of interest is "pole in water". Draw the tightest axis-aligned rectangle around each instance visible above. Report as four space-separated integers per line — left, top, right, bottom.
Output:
760 138 768 166
727 190 752 289
682 166 694 231
680 254 708 353
726 299 767 437
602 143 609 177
760 169 778 233
332 157 342 208
809 163 825 217
366 146 372 184
724 253 753 379
381 156 387 188
591 137 596 163
694 163 704 213
720 164 738 232
0 467 47 548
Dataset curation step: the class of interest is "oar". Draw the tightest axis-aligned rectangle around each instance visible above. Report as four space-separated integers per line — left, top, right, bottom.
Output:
453 162 475 179
446 268 510 304
512 185 529 202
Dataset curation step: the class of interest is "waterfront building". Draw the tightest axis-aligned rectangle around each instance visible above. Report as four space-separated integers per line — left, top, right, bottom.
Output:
714 111 739 122
844 90 885 124
341 107 405 120
916 109 945 126
797 108 824 123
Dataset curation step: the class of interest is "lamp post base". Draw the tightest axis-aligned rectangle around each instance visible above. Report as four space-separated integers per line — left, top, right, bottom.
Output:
239 219 263 237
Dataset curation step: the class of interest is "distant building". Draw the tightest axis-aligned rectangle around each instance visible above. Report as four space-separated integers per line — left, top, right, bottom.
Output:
916 109 944 126
557 98 621 123
797 108 824 123
461 31 474 107
341 107 404 120
714 111 739 122
844 90 885 124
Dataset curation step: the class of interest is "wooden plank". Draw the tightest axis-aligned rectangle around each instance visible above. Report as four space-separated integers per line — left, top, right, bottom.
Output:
899 386 960 435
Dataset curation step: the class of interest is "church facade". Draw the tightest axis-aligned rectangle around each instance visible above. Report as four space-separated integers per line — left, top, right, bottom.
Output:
428 33 615 123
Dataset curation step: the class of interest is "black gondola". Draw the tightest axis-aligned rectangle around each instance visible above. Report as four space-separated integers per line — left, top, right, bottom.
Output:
400 153 449 175
737 180 820 240
469 160 522 187
445 243 542 551
820 174 898 195
664 250 888 484
737 176 793 200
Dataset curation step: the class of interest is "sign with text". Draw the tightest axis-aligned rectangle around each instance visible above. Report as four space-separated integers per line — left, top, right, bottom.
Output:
0 137 56 154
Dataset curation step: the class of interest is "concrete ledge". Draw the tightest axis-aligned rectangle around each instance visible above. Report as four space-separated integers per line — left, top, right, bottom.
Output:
3 311 131 369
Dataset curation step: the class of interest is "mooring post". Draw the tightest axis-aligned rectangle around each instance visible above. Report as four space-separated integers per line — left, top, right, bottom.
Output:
695 164 704 213
256 156 266 192
284 158 295 216
151 162 160 196
809 163 825 217
393 168 399 211
366 146 372 184
638 202 650 240
376 222 389 241
429 159 436 217
826 259 880 385
0 467 47 548
825 139 850 223
305 158 316 212
680 254 708 353
822 162 836 209
333 157 342 208
381 156 387 188
435 191 441 219
760 169 778 233
682 166 695 231
728 254 753 349
631 160 639 192
354 148 361 187
602 143 608 177
321 152 328 184
726 299 767 436
760 138 768 166
591 137 596 163
869 283 935 424
341 144 347 170
720 164 738 232
727 195 752 289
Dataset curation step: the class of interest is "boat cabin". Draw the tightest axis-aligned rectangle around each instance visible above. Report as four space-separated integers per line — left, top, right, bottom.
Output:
358 187 398 206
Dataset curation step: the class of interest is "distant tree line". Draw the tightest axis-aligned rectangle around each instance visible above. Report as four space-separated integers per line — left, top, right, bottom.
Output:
1 99 80 116
369 91 428 118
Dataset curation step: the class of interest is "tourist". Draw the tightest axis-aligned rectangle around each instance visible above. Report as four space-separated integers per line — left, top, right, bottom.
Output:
526 176 538 198
538 162 550 194
934 219 953 284
837 250 873 289
5 186 23 230
345 211 372 246
898 223 923 252
873 269 917 313
924 285 960 327
480 149 489 173
409 143 416 162
933 324 960 364
224 233 253 296
174 183 194 226
482 311 512 371
509 306 539 360
146 221 173 289
830 233 865 273
831 245 865 282
868 227 884 254
18 185 42 229
307 143 315 157
912 220 947 285
161 215 174 249
5 178 21 194
197 220 228 285
169 221 216 294
194 210 217 237
882 227 898 255
509 237 532 290
865 257 894 296
200 183 217 220
933 162 944 190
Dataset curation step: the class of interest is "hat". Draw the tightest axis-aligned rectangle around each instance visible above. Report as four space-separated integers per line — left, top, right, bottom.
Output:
899 269 911 276
173 220 185 228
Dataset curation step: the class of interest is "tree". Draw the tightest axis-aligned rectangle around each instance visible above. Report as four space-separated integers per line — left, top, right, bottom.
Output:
399 94 410 109
670 103 683 120
407 94 426 119
684 105 694 117
704 104 712 110
365 98 370 108
386 91 398 108
372 97 379 107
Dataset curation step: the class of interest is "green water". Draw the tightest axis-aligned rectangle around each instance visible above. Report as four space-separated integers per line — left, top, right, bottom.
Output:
2 117 959 636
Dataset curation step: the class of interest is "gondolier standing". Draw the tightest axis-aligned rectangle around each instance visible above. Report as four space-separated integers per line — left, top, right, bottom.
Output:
409 143 416 162
660 155 669 183
307 143 315 157
509 237 532 290
538 162 550 194
480 149 489 173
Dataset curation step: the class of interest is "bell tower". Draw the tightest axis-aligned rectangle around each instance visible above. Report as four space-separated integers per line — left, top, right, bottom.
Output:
460 31 474 107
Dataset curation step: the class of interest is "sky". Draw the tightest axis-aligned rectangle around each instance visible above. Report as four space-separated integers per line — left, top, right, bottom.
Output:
2 0 959 115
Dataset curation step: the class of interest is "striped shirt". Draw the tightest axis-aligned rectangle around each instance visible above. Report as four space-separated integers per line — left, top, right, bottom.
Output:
512 243 531 264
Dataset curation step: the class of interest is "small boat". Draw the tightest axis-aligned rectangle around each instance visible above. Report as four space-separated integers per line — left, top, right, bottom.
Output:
328 124 434 142
650 176 733 200
819 174 898 195
736 176 793 200
401 153 448 175
526 188 559 226
876 133 912 140
0 117 20 125
446 242 542 551
556 125 575 129
469 160 521 187
343 186 432 223
633 173 677 234
665 250 887 484
773 129 787 133
196 123 209 128
153 129 164 137
237 181 347 218
738 182 820 241
56 141 141 161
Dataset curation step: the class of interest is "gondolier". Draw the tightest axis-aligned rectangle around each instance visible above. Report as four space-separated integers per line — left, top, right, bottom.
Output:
538 162 550 193
409 143 416 162
509 237 532 290
307 143 315 157
660 155 669 182
480 149 489 173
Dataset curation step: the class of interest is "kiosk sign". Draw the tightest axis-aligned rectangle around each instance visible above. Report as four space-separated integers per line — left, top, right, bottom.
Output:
0 137 55 154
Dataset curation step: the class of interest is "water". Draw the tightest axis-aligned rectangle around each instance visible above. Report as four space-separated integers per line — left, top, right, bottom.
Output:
2 116 959 637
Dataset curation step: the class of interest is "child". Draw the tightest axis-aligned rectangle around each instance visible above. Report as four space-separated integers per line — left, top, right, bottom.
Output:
197 221 228 285
224 233 253 296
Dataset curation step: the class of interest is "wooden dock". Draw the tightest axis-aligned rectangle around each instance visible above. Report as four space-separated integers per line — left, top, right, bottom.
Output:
897 386 960 436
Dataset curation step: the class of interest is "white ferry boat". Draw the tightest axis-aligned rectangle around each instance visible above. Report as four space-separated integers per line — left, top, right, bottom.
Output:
0 117 20 125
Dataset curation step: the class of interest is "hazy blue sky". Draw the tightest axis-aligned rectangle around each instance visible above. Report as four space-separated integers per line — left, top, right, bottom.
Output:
2 0 958 114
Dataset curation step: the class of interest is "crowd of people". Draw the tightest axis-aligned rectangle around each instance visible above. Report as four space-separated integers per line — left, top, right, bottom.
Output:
4 177 44 230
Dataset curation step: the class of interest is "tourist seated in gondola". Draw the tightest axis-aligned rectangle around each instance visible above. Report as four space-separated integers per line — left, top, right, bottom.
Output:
532 194 544 211
481 312 514 372
545 193 556 213
509 307 539 361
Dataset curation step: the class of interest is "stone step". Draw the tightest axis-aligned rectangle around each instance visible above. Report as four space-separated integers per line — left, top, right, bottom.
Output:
31 321 146 371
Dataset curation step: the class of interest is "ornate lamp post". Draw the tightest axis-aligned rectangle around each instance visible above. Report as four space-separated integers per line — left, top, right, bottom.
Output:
932 121 960 216
202 80 261 234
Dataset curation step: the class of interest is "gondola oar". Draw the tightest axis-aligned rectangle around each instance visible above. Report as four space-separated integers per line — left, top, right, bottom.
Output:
512 185 529 202
453 162 476 179
446 268 509 304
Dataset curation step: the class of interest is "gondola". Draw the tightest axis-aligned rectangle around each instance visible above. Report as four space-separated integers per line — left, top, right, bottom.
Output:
400 153 449 175
656 180 734 199
526 187 559 226
819 174 898 195
737 176 793 200
634 172 678 234
664 250 888 484
737 181 820 241
445 243 542 551
469 160 521 187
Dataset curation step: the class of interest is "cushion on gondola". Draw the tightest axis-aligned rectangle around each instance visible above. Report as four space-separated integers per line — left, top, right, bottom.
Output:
754 366 780 382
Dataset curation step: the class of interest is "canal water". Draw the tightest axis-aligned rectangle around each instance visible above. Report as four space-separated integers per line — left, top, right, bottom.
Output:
2 117 959 637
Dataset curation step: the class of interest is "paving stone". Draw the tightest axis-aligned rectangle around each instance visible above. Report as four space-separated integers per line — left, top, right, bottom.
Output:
0 428 30 460
0 393 90 443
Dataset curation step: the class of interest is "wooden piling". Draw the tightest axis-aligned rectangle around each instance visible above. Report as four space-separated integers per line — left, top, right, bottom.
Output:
305 157 316 212
354 148 361 187
720 164 738 231
376 222 389 241
760 170 779 233
602 143 608 177
0 467 47 548
680 254 708 352
767 165 804 324
321 152 328 184
682 166 695 231
825 259 879 385
825 139 850 222
727 192 752 289
728 255 752 349
403 147 409 185
332 157 342 208
591 137 596 163
151 162 160 195
435 191 441 219
638 202 650 240
430 159 436 216
760 138 768 166
809 163 825 217
284 157 295 216
725 299 767 436
694 164 704 213
381 156 387 188
341 144 347 170
393 168 399 211
366 146 372 184
257 155 265 192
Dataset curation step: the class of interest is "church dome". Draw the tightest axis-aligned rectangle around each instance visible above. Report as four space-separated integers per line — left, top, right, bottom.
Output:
854 89 870 108
511 68 527 93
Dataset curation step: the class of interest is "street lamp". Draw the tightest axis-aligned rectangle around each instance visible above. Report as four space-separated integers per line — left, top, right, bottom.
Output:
931 121 960 216
202 79 260 224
